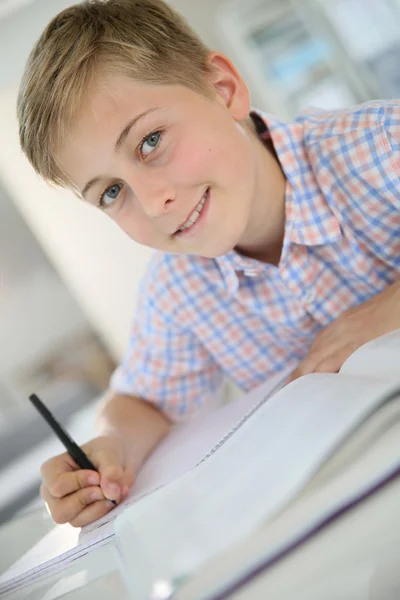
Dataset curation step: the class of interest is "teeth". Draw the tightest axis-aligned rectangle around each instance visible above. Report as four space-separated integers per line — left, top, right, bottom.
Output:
178 191 207 232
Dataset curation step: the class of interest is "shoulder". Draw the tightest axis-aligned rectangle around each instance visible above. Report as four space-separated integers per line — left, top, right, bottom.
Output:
298 101 400 238
299 99 400 144
142 251 221 290
299 101 400 194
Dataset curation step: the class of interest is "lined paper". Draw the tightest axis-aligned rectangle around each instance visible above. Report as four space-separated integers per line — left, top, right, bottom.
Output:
0 368 291 594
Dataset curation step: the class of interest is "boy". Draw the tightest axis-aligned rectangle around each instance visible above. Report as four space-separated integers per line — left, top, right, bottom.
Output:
18 0 400 528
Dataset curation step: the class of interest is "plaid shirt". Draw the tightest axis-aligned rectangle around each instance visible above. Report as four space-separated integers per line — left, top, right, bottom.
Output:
111 100 400 421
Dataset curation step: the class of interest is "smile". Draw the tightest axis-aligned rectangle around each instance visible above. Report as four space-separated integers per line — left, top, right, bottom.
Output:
176 188 209 234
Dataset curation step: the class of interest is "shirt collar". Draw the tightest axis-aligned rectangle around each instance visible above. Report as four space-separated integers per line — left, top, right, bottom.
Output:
252 109 342 249
215 250 269 295
214 109 343 294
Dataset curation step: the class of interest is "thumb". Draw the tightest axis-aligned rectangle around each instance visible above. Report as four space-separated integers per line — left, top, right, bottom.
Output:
95 445 126 503
102 464 135 502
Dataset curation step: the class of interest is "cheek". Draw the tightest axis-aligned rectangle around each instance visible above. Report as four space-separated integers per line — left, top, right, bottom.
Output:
113 205 156 245
169 124 231 184
177 125 252 186
170 142 213 183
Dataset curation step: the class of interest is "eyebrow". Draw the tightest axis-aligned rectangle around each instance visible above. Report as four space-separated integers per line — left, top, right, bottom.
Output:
81 107 160 199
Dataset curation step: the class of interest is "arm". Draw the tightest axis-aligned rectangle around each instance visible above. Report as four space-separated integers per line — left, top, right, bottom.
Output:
291 101 400 380
291 279 400 380
40 392 171 528
96 391 171 475
40 253 220 527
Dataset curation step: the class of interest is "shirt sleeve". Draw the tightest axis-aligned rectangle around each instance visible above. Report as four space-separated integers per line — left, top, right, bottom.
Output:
381 101 400 182
343 101 400 269
110 254 224 422
306 100 400 271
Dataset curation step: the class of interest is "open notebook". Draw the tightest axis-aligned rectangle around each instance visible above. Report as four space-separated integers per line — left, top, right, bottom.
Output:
113 330 400 598
0 368 290 595
172 399 400 600
1 330 400 596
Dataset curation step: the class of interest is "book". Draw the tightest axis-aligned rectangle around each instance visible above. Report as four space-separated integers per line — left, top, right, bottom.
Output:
112 330 400 598
0 368 291 594
1 330 400 597
170 396 400 600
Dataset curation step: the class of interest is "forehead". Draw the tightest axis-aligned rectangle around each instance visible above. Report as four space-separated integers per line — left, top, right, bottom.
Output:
56 74 209 189
59 77 160 157
65 74 210 148
79 75 161 125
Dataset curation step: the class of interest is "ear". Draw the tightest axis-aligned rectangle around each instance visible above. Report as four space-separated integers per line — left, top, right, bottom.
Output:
205 52 251 121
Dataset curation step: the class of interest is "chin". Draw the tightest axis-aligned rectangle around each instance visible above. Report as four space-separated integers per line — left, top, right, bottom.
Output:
198 234 241 259
216 223 249 257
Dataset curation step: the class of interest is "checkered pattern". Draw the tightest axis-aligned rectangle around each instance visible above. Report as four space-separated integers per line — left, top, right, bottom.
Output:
111 100 400 421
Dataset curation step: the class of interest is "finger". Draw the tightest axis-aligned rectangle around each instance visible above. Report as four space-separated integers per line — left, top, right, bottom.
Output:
287 368 298 383
307 325 338 353
40 452 77 482
290 352 329 381
291 341 355 382
312 356 341 374
115 471 135 502
120 469 135 492
94 446 129 502
312 344 356 374
289 356 320 381
41 484 106 525
100 467 135 503
44 469 101 499
99 465 129 503
70 499 116 528
291 332 351 381
121 484 131 501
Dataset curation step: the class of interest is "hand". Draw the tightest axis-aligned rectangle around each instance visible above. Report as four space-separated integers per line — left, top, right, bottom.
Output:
40 435 134 527
290 280 400 381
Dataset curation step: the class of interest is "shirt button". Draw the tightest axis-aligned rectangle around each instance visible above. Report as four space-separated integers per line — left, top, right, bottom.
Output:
307 289 316 302
244 270 258 277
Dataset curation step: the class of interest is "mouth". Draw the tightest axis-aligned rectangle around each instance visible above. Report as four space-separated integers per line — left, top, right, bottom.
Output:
174 188 210 237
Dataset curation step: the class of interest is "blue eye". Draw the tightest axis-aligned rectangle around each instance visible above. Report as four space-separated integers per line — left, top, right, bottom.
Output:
99 183 122 208
140 131 162 157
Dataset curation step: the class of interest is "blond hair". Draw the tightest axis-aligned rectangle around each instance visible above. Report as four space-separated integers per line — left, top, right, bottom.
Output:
17 0 213 187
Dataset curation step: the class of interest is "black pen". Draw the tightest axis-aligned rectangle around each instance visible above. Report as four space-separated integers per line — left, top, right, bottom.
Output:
29 393 117 505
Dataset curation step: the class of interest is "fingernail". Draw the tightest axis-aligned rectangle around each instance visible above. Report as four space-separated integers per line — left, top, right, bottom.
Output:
105 483 120 502
107 483 119 492
105 498 118 506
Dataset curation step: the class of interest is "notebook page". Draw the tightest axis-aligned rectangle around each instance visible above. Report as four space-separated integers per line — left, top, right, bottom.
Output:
340 328 400 379
174 400 400 600
114 374 400 599
0 368 290 594
81 367 291 539
0 524 114 595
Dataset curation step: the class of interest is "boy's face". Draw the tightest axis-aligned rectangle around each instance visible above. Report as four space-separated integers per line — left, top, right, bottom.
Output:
58 54 271 257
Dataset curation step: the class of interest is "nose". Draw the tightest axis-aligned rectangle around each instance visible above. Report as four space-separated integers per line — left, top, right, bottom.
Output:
132 170 176 219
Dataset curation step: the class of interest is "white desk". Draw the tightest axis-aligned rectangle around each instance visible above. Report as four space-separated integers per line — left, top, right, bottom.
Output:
0 402 100 523
0 505 129 600
2 492 399 600
1 545 129 600
1 371 399 600
0 401 126 600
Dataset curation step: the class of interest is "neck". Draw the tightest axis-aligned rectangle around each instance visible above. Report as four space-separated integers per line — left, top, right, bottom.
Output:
235 118 286 266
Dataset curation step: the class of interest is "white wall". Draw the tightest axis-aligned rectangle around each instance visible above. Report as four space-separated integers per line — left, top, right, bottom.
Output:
0 90 152 361
171 0 266 109
0 1 155 361
0 0 259 361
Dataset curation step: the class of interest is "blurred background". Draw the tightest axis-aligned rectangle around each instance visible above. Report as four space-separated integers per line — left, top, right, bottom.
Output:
0 0 400 568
